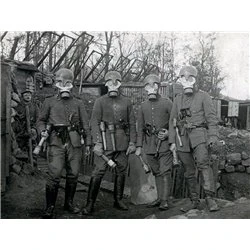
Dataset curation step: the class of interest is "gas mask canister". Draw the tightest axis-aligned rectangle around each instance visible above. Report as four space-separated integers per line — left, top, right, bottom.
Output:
105 71 122 97
144 74 160 100
178 66 197 94
55 68 74 99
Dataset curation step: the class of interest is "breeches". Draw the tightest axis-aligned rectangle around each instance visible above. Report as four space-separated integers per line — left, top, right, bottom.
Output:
177 143 215 192
91 151 128 178
47 143 82 186
146 151 173 177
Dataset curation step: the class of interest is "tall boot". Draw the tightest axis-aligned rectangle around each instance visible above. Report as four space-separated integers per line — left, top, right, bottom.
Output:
42 184 59 219
205 190 220 212
81 176 102 215
159 174 171 211
113 175 128 210
64 179 80 214
147 176 162 208
180 176 201 212
201 168 220 212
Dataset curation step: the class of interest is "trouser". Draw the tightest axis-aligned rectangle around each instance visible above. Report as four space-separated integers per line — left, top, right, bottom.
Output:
178 143 215 195
46 143 82 187
146 151 173 201
91 151 128 178
146 151 173 177
92 151 128 199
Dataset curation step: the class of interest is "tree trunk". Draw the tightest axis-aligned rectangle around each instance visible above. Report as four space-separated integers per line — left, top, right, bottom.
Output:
24 32 30 60
9 36 20 60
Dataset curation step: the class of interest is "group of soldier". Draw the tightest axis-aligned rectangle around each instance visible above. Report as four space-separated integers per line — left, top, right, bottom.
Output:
28 64 221 218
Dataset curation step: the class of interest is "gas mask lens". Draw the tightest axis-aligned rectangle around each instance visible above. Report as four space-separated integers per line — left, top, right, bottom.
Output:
178 76 196 89
105 79 121 97
145 82 158 94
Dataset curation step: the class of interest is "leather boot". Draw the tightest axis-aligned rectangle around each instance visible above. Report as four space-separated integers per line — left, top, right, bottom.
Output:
81 177 102 215
205 190 220 212
42 184 59 219
159 174 171 211
113 175 128 210
180 177 201 212
64 179 80 214
147 176 161 208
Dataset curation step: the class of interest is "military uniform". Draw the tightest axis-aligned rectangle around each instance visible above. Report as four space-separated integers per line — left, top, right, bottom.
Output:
82 93 136 214
169 89 219 210
14 100 39 151
37 94 91 216
136 95 173 209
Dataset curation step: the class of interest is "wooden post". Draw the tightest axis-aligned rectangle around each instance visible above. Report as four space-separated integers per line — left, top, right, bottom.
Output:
25 105 34 169
247 105 250 131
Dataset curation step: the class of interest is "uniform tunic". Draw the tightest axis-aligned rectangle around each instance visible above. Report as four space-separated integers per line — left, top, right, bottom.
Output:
37 95 91 185
137 96 173 176
90 94 136 177
169 90 219 192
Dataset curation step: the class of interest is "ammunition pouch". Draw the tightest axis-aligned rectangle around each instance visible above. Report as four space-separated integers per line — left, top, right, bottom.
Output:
52 125 81 147
52 125 69 144
68 130 81 147
103 121 129 135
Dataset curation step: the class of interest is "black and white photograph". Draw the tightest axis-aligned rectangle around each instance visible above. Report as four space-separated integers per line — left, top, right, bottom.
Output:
0 1 250 250
1 30 249 219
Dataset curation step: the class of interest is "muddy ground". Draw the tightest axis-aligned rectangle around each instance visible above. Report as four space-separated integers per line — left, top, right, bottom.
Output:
2 168 250 219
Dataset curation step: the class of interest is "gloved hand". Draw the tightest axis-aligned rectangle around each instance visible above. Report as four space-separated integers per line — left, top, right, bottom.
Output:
207 136 219 148
126 142 136 155
170 143 176 152
157 129 169 141
135 147 142 156
93 142 104 156
41 129 49 138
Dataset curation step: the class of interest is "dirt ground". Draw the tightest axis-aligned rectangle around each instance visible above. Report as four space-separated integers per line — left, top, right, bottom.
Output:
1 170 161 219
2 168 250 219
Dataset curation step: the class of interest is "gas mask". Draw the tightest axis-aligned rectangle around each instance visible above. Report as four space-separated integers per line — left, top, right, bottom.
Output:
143 74 160 100
178 75 196 94
105 71 122 97
144 82 159 100
55 80 73 99
178 66 198 94
55 68 74 99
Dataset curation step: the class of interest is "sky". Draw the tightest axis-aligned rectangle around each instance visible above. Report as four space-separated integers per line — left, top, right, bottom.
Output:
2 31 250 100
215 32 249 100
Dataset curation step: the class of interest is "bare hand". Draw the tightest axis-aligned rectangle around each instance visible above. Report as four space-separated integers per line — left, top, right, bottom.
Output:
157 129 168 141
85 146 90 156
170 143 176 152
135 147 142 156
126 142 136 155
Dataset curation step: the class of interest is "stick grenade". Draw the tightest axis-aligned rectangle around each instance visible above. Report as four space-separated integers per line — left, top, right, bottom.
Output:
108 123 116 151
154 128 167 158
25 105 34 169
154 140 162 158
138 155 151 174
173 118 183 147
172 149 180 167
100 121 107 150
101 154 117 169
33 124 51 155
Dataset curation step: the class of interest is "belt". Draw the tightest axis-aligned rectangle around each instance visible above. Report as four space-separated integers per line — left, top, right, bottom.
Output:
183 123 207 129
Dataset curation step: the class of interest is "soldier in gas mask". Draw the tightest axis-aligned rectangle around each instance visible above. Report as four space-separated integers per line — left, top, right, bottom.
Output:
169 65 220 212
81 71 136 215
37 68 91 218
135 74 173 210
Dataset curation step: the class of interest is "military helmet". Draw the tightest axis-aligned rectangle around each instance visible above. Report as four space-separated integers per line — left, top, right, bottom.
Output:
104 71 122 82
143 74 160 86
55 68 74 80
179 66 198 77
